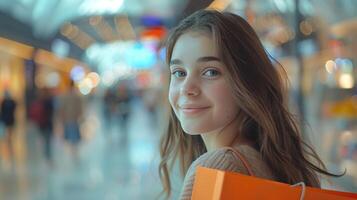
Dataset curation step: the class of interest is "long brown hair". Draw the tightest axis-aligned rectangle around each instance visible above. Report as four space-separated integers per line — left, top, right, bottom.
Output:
159 9 342 198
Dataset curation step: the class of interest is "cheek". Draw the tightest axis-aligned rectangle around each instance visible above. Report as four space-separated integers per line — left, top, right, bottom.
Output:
208 83 238 116
168 83 178 109
209 82 235 102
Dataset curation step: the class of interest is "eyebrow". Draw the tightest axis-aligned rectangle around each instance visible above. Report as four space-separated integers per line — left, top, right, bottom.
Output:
169 56 221 66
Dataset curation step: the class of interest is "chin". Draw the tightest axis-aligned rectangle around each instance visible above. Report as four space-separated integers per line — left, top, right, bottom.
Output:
181 125 215 135
183 131 202 136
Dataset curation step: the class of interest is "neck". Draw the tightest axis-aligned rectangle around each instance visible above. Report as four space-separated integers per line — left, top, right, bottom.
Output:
200 116 251 152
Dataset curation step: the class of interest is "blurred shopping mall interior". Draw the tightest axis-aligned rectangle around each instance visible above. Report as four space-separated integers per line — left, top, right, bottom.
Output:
0 0 356 199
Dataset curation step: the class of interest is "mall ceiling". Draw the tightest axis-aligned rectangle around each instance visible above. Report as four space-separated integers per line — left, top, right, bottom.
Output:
0 0 214 60
0 0 355 61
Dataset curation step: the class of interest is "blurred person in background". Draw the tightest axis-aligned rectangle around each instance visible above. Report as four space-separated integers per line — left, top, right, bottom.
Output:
116 83 131 146
159 10 344 199
29 88 55 165
143 87 160 128
58 80 83 161
0 90 17 157
103 88 117 139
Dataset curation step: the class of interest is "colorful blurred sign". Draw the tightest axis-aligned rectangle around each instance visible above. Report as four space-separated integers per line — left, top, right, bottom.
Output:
327 97 357 118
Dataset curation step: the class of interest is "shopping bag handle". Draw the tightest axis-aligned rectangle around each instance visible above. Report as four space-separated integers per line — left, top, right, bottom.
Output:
227 147 306 200
225 147 254 176
290 182 306 200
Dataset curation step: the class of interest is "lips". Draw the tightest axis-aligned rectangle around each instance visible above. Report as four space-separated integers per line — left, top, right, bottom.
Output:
179 104 210 114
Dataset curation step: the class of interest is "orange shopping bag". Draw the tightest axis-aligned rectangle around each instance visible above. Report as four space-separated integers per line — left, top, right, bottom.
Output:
192 166 357 200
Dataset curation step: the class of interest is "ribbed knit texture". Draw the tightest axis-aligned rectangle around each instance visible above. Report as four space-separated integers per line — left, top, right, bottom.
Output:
179 145 276 200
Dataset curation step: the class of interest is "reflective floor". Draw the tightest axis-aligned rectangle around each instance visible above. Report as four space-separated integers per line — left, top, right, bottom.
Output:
0 97 166 200
0 96 356 200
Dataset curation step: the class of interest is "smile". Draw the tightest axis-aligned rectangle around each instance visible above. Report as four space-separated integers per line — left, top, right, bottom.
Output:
180 107 210 115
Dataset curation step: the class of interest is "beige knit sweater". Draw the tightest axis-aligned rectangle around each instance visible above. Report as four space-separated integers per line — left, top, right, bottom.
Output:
179 145 276 200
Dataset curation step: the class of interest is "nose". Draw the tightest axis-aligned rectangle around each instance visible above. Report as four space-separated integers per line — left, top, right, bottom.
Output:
180 76 200 96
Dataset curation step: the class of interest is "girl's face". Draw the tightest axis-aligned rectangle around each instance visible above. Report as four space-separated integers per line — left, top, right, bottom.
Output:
169 31 239 135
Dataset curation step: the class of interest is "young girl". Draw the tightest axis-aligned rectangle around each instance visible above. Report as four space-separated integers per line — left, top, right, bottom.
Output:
159 9 341 199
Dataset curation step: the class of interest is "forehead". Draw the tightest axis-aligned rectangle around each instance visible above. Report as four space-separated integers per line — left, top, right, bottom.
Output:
171 31 219 61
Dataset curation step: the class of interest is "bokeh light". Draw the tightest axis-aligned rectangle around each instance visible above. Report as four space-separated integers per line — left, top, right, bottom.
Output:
70 65 85 82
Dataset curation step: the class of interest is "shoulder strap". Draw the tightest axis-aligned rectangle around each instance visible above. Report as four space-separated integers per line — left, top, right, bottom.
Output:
225 147 254 176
